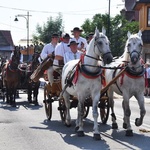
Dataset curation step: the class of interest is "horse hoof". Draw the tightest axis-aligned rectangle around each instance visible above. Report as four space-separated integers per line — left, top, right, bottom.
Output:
75 126 79 133
65 123 71 127
135 118 142 126
125 130 133 136
11 103 16 107
123 123 127 129
112 123 118 129
33 101 39 106
93 134 101 140
77 131 84 137
28 100 32 104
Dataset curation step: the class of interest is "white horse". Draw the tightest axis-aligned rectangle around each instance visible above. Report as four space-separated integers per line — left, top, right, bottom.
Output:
105 30 146 136
61 28 113 140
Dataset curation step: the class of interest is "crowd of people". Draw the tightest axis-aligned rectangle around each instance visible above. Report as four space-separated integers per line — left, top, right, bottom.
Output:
39 27 94 86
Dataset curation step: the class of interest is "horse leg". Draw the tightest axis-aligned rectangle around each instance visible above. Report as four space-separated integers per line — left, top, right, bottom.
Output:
33 83 40 106
5 83 10 104
122 94 132 136
6 87 10 104
63 91 71 127
108 89 118 129
134 93 146 126
75 95 85 137
91 92 101 140
28 84 32 103
12 87 17 107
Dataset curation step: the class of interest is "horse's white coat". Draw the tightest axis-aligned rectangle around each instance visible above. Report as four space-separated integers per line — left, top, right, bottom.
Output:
105 30 146 135
61 28 113 139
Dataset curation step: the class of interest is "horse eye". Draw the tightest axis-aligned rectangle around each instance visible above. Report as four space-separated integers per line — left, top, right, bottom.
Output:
128 43 131 47
98 41 102 45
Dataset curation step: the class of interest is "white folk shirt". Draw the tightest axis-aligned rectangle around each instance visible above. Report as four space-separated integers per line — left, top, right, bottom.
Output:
64 50 82 64
72 36 88 50
40 43 57 60
53 42 70 65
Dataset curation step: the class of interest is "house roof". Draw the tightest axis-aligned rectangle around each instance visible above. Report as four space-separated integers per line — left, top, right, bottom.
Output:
133 0 150 10
0 30 14 51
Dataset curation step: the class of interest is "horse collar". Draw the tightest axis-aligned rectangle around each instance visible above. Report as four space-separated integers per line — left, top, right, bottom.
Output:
125 66 145 77
79 64 102 79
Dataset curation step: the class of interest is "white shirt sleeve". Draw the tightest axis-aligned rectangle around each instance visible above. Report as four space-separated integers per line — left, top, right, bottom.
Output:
40 43 55 60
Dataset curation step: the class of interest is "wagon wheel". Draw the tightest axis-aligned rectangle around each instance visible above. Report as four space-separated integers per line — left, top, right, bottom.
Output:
99 92 109 124
58 97 66 123
43 83 52 120
82 106 89 118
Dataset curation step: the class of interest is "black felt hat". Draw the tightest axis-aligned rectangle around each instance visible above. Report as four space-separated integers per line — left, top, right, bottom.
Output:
52 33 59 38
68 40 79 47
71 27 83 32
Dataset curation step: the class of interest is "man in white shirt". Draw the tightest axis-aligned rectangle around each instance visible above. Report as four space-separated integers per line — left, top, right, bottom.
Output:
40 33 59 86
86 32 94 44
53 33 70 71
71 27 88 52
64 40 82 64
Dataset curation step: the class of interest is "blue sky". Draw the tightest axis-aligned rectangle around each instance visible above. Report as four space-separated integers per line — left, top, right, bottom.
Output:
0 0 124 44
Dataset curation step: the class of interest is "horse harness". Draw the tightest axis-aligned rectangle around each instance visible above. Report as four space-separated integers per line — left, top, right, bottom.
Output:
65 54 103 87
112 64 145 94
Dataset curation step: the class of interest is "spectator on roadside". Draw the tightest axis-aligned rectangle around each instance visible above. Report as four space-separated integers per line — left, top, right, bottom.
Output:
64 40 83 64
145 64 150 96
40 33 59 86
144 63 148 96
71 27 87 52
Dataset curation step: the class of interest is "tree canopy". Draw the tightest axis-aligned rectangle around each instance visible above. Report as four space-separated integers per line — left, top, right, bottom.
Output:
81 14 139 56
32 13 64 44
32 13 139 57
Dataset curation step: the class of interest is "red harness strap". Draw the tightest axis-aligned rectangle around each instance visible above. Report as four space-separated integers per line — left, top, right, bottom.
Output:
120 70 144 85
72 55 82 84
72 54 101 84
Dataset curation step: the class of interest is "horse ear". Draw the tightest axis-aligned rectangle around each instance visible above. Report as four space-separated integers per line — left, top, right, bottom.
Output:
95 27 99 37
137 30 142 37
102 27 106 35
127 31 131 38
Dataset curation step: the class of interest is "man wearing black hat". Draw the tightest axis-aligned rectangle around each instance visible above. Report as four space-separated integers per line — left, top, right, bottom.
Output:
87 32 94 44
53 33 71 71
40 33 59 60
40 33 59 86
71 27 87 52
64 40 82 64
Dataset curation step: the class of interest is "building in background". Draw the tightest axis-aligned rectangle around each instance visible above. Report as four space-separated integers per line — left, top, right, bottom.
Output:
0 30 14 59
121 0 150 63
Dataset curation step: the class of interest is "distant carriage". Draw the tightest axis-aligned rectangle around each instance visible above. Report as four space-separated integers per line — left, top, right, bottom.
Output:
1 46 41 106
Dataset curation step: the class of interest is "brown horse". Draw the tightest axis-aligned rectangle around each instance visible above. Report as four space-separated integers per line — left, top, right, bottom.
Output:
2 46 21 107
27 52 40 105
18 52 40 105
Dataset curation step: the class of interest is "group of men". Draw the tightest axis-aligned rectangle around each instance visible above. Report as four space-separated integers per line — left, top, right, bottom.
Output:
40 27 94 86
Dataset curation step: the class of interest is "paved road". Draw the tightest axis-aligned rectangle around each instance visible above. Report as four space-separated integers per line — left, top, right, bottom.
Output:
0 88 150 150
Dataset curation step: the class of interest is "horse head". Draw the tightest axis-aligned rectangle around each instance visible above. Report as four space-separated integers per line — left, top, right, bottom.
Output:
31 52 40 71
12 46 21 66
91 27 113 65
126 30 143 65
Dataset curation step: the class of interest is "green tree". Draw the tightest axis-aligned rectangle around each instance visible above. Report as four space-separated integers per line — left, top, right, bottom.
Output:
32 13 64 44
81 14 139 57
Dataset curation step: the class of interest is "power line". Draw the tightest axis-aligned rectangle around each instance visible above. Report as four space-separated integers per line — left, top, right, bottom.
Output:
0 5 121 15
